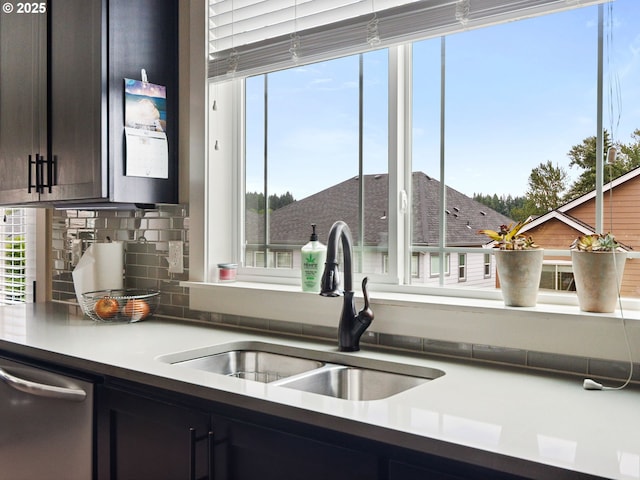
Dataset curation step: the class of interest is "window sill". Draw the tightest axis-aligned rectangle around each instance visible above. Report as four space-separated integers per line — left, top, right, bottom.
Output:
183 281 640 363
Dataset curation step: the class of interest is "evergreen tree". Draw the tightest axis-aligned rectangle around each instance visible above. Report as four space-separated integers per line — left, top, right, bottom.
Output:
617 128 640 171
525 160 568 214
473 193 526 220
563 132 610 201
245 191 296 212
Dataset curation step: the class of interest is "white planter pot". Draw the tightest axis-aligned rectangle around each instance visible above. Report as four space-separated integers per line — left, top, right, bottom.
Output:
494 249 544 307
571 250 627 313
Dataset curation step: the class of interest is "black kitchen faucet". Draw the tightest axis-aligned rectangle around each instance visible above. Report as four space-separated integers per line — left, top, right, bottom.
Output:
320 221 374 352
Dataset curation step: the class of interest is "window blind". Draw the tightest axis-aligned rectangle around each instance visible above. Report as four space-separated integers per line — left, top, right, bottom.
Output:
209 0 416 54
208 0 608 80
0 208 34 305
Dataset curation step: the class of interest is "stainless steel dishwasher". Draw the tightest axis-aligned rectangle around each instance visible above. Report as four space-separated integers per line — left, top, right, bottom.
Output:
0 356 94 480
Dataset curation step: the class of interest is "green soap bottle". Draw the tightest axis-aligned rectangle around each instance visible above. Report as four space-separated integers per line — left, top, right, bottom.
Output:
301 224 327 293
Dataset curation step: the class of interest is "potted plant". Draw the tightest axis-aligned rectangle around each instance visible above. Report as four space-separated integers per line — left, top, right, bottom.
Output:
570 233 627 313
479 220 544 307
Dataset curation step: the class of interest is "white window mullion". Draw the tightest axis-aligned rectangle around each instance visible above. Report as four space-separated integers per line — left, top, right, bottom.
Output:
401 44 414 287
387 45 412 286
437 36 446 288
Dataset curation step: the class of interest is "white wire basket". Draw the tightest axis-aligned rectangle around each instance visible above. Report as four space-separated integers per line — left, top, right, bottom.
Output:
81 289 160 323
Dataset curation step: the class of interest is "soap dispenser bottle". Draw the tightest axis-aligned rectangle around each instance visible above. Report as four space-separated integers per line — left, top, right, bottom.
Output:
301 224 327 293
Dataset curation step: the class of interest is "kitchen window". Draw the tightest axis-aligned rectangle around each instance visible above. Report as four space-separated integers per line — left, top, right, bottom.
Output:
200 0 639 306
0 208 36 305
244 51 389 280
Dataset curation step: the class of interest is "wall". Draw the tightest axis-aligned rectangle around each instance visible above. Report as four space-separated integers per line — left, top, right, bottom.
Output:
51 205 639 385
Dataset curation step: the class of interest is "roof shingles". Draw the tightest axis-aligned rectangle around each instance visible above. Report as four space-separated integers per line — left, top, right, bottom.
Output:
247 172 513 247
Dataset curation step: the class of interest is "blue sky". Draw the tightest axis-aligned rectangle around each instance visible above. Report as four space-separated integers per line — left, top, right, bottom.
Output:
245 0 640 200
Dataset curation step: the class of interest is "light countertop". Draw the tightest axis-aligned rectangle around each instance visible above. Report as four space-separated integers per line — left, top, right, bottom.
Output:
0 302 638 480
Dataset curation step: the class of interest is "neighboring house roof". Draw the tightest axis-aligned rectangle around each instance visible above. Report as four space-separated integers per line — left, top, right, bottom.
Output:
411 172 513 246
557 165 640 214
520 210 595 236
246 172 513 247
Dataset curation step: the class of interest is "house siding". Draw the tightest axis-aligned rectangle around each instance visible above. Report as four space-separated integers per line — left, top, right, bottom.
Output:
527 168 640 298
568 179 640 247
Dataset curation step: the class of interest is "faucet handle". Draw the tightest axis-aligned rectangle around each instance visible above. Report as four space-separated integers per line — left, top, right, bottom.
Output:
357 277 374 325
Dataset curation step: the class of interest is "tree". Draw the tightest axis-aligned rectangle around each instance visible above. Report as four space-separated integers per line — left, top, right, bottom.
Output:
524 160 568 214
245 191 296 213
618 128 640 171
563 130 640 202
472 193 526 220
269 191 295 210
245 191 265 212
563 132 608 201
477 129 640 220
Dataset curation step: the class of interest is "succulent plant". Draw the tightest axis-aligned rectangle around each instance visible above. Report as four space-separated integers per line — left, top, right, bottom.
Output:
478 220 539 250
571 233 620 252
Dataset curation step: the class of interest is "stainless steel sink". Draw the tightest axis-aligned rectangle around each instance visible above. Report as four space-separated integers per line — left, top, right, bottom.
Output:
274 365 432 401
173 350 324 383
158 341 445 399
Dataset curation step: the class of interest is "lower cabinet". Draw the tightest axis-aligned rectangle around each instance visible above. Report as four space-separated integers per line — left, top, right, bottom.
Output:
388 459 522 480
389 460 464 480
211 416 379 480
97 383 379 480
97 382 525 480
96 385 212 480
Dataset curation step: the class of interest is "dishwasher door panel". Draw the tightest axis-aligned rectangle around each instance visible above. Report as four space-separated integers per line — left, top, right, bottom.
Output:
0 357 93 480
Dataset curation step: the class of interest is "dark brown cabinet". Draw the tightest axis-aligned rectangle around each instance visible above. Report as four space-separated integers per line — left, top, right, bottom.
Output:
0 10 47 204
389 460 464 480
0 0 179 206
211 416 380 480
97 385 212 480
388 458 523 480
97 384 380 480
97 382 530 480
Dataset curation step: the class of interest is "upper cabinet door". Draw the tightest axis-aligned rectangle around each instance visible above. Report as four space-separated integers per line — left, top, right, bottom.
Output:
0 0 178 207
0 10 47 204
42 0 105 202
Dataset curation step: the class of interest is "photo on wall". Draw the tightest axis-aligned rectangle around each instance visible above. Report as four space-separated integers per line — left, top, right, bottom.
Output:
124 78 169 179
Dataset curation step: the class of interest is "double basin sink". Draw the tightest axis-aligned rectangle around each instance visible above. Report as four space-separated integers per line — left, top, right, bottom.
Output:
158 341 445 401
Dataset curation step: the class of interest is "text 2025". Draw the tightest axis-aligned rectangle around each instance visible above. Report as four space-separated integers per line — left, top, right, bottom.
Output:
16 2 46 13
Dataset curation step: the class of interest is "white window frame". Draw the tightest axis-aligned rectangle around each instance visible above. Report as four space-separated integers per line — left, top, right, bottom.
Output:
541 262 576 292
458 254 467 283
185 0 640 365
483 253 492 279
386 252 421 278
410 253 420 279
274 250 293 269
429 253 450 278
